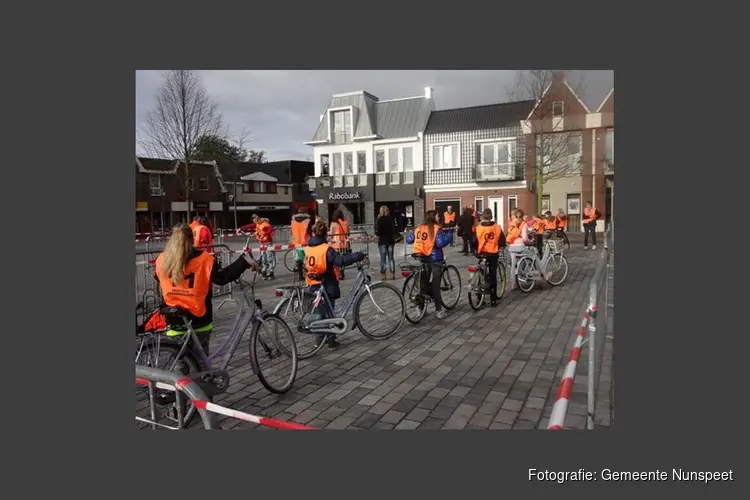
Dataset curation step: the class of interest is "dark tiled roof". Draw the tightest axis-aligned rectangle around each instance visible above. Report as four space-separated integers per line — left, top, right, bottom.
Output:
137 157 178 172
425 100 535 135
217 161 292 184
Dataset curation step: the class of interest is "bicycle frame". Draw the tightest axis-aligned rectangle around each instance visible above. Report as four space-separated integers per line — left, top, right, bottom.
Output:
310 265 371 320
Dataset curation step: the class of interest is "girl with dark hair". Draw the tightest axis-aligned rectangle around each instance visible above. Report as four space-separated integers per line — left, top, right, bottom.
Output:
406 210 453 319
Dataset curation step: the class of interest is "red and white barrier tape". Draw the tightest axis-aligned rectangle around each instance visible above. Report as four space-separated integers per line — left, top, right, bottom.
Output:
547 305 598 430
135 377 314 430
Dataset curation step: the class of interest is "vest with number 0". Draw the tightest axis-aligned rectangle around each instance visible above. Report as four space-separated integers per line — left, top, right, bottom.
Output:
475 224 502 254
155 251 214 317
412 224 437 257
304 243 330 286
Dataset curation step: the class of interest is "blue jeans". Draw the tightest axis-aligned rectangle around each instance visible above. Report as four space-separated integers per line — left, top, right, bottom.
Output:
379 244 395 273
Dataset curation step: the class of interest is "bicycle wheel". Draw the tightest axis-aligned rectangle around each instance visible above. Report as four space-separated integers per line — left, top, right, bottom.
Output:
274 294 326 359
560 232 571 250
402 273 427 324
283 249 296 273
440 264 462 310
543 254 569 286
468 271 485 311
515 256 536 293
354 282 406 340
496 264 508 300
136 340 201 428
249 313 298 394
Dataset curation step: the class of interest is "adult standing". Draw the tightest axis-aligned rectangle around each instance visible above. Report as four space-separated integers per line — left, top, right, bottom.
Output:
457 207 475 256
290 207 313 280
443 205 456 247
375 205 396 281
582 201 601 250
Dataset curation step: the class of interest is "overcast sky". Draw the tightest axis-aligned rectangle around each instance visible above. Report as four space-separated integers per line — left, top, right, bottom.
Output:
136 70 613 162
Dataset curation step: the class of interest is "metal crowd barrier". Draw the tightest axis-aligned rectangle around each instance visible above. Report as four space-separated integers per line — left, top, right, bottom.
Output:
547 227 613 430
135 365 316 430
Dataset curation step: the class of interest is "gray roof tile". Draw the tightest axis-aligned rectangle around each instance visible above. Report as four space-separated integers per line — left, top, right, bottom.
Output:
425 100 535 135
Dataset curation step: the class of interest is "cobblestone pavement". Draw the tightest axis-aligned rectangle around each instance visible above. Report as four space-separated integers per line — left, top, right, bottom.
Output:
136 235 613 430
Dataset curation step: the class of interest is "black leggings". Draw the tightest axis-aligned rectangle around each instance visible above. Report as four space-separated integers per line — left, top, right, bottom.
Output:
420 263 444 312
584 224 597 246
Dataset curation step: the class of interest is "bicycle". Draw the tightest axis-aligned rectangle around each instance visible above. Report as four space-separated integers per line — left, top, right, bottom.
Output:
136 239 299 427
400 254 462 324
514 239 569 293
467 252 507 310
273 256 406 359
283 247 299 273
550 228 571 250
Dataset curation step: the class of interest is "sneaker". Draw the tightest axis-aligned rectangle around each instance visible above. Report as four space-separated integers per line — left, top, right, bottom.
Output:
436 309 447 319
326 336 341 349
584 246 588 250
592 245 596 250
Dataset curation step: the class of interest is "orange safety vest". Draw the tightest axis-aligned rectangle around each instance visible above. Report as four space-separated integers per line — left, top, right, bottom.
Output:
506 224 523 245
155 251 214 317
304 243 334 285
256 220 273 244
330 220 349 250
543 219 557 231
192 224 213 247
291 218 311 245
583 207 599 225
533 218 545 233
475 223 502 254
444 211 456 224
556 215 567 229
412 224 437 257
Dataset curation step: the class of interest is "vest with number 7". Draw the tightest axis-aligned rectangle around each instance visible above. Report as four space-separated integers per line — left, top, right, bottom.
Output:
155 251 214 317
412 224 437 256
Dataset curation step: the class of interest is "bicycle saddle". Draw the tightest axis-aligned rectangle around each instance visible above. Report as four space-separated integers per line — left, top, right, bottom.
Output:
160 305 190 317
411 253 427 261
307 273 324 281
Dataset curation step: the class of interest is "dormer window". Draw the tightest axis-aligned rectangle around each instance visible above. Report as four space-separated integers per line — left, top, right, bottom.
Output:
331 110 352 144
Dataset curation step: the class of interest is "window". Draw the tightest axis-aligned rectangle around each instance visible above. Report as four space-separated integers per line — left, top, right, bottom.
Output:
388 148 399 172
552 101 564 117
474 197 484 214
356 151 366 174
331 110 352 144
432 143 460 169
390 172 400 185
320 154 330 176
567 134 582 173
375 150 385 172
478 141 514 165
344 152 354 175
332 153 343 187
251 182 276 193
542 195 551 213
605 128 614 163
403 146 413 183
149 174 162 196
283 186 289 195
188 178 195 191
198 177 209 191
242 182 249 193
508 195 517 214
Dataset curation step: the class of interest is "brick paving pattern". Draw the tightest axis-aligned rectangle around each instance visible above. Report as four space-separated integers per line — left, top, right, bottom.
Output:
136 235 614 430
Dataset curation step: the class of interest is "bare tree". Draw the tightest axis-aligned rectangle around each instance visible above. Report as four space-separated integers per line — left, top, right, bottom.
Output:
138 70 223 221
228 127 252 230
508 70 587 214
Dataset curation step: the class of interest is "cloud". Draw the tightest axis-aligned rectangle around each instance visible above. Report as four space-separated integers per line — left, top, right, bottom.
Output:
136 70 613 161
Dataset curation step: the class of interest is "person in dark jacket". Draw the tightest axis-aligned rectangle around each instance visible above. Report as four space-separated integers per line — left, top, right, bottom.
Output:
457 207 476 255
304 218 366 348
406 210 453 319
375 205 397 280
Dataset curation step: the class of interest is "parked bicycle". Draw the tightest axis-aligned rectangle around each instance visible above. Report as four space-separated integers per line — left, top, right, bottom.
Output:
400 254 462 324
136 240 298 427
515 239 569 293
273 256 406 359
549 229 570 251
467 253 508 310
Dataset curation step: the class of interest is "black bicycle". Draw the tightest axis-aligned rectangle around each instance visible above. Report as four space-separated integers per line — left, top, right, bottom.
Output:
467 253 507 310
400 254 461 324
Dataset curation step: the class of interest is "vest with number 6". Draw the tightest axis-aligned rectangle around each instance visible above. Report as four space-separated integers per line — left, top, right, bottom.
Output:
412 224 437 256
304 243 330 285
155 251 214 317
476 224 502 254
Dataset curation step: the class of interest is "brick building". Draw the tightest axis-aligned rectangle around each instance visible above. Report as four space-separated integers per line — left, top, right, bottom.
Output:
422 100 537 229
521 75 614 231
135 157 225 233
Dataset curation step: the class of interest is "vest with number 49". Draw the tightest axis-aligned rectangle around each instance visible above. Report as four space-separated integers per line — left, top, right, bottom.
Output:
155 251 214 317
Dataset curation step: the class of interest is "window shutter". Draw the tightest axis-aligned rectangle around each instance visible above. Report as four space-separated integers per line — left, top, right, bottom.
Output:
476 144 482 164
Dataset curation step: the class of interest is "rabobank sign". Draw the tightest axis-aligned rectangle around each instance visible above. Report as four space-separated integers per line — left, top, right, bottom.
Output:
328 192 362 201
